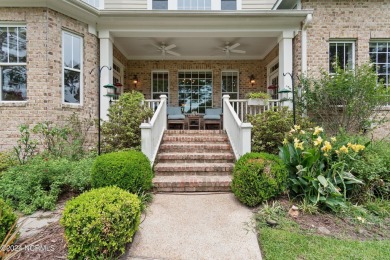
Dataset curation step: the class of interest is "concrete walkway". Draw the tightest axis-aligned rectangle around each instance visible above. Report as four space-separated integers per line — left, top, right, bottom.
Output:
125 193 262 260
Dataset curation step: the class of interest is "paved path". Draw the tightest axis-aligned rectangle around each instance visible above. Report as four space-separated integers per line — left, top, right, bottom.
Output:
125 193 262 260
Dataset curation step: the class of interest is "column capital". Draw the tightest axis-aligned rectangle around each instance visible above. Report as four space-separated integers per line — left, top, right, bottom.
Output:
278 31 295 42
98 30 115 43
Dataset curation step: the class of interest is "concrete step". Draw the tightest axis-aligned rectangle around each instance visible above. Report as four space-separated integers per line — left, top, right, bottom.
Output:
154 162 234 176
157 152 235 163
165 130 225 135
159 143 232 152
153 175 232 192
162 135 229 143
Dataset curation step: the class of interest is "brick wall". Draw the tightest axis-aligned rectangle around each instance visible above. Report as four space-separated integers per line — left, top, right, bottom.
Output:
126 59 270 108
293 0 390 138
0 8 99 152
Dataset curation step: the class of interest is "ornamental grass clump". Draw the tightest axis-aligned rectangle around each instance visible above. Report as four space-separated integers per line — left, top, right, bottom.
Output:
279 125 365 211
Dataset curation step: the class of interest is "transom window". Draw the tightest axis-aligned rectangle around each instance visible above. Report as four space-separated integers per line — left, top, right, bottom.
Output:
82 0 100 8
178 0 211 10
221 71 238 99
221 0 236 10
153 0 168 9
152 71 169 100
178 71 212 113
62 31 83 104
329 42 355 73
370 41 390 103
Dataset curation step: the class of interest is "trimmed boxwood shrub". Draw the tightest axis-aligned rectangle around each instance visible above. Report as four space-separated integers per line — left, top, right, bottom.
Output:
231 152 288 207
91 150 153 194
60 186 141 259
0 198 17 243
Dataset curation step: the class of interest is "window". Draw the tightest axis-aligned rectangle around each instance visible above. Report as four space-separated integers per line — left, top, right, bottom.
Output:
178 0 211 10
113 60 124 100
221 0 236 10
153 0 168 9
62 31 83 104
0 26 27 101
221 71 238 99
82 0 100 8
267 60 279 99
329 42 355 73
178 71 212 113
370 41 390 102
152 71 169 100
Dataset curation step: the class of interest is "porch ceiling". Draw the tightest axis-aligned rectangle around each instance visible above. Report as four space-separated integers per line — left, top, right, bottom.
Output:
114 36 278 61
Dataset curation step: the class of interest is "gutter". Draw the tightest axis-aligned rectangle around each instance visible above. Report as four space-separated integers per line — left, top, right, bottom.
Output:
301 14 313 74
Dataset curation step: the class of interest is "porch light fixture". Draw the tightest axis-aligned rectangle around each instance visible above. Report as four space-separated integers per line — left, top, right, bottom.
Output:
132 75 139 88
249 75 256 86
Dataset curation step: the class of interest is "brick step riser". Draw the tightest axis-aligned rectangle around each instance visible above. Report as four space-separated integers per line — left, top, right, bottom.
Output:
160 146 232 152
165 131 225 136
155 171 232 176
154 186 231 192
162 137 229 143
157 159 234 164
155 166 234 172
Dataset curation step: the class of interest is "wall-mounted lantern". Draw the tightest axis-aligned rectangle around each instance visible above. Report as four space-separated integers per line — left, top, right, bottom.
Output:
249 75 256 86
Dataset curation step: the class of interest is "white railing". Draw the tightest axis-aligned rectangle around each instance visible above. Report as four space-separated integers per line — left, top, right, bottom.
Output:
140 95 167 165
144 99 161 113
223 95 253 160
229 99 282 122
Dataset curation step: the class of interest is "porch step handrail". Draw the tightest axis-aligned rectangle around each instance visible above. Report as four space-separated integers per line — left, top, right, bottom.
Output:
140 95 167 165
222 95 253 160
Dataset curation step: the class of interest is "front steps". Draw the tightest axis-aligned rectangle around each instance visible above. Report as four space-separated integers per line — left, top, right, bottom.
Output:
153 130 235 192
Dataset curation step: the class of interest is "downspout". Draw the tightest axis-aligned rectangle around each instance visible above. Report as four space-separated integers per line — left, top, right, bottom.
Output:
301 14 313 74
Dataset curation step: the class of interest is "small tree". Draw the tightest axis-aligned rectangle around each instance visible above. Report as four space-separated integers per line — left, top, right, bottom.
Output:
101 91 153 153
298 64 388 134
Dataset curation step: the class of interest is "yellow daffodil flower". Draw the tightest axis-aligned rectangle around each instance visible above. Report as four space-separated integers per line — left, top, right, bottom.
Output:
321 141 332 153
350 144 365 153
313 136 323 146
294 125 301 130
331 137 337 142
313 126 324 135
282 138 289 145
338 145 349 154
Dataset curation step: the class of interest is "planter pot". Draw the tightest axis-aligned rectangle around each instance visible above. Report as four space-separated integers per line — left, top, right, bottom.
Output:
248 98 266 106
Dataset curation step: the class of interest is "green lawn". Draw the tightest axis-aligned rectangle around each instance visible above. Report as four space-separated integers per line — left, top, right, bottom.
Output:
259 228 390 260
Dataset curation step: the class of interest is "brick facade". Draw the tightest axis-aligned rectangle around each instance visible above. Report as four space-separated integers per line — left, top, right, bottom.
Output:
125 58 275 108
292 0 390 138
0 8 99 151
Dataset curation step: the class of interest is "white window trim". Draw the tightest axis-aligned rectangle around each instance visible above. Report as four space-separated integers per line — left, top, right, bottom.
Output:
0 24 27 103
328 40 356 73
267 57 279 99
221 70 239 100
177 70 213 112
62 31 83 106
113 57 124 95
151 70 170 101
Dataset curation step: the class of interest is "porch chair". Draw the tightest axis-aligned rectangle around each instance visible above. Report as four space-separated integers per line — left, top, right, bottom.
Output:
203 108 222 130
167 106 185 129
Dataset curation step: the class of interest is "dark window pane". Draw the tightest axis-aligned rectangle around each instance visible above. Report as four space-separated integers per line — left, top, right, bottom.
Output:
63 33 72 68
2 65 27 101
222 0 236 10
64 69 81 103
377 42 387 52
329 43 336 73
153 0 168 9
369 42 377 53
378 53 387 63
18 27 27 62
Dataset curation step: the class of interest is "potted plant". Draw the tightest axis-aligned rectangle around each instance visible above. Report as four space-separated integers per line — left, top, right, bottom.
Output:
246 92 272 106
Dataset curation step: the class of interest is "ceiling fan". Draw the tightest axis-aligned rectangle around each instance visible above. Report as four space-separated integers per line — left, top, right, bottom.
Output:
153 42 181 57
219 42 246 56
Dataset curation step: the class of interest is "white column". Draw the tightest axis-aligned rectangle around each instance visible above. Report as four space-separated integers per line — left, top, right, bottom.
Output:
99 33 113 121
278 32 294 109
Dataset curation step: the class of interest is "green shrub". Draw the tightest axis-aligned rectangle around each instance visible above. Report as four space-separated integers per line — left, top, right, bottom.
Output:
101 91 153 152
61 186 141 259
0 151 17 174
91 150 153 194
298 63 388 134
0 198 17 243
231 152 288 207
248 107 313 155
0 156 94 214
